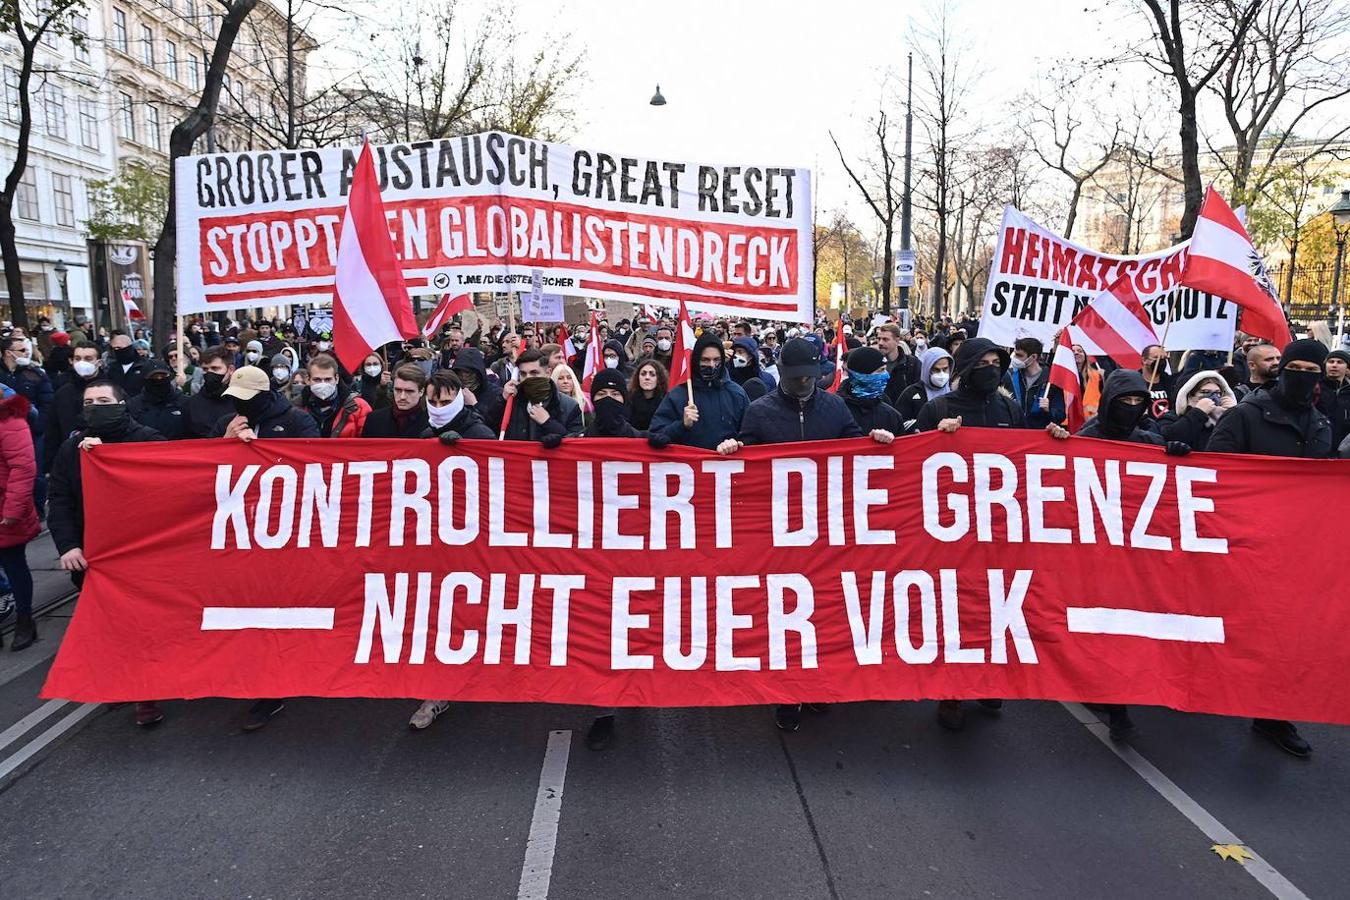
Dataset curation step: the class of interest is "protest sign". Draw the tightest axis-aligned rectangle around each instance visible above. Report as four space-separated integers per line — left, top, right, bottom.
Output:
979 206 1238 351
175 133 813 323
44 432 1350 725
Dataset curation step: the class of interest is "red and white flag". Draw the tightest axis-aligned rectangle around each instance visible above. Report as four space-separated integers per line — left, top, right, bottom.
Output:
331 138 420 371
1049 274 1160 433
422 293 472 338
558 326 576 365
827 320 847 393
579 311 604 391
1182 186 1292 347
119 289 146 322
668 299 696 389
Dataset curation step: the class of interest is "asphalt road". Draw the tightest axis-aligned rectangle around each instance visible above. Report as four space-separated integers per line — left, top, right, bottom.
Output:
0 535 1342 899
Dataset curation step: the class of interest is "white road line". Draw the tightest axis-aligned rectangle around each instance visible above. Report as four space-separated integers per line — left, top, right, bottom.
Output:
0 698 69 754
1062 702 1308 900
516 730 573 900
0 702 100 782
200 607 335 630
1066 607 1226 643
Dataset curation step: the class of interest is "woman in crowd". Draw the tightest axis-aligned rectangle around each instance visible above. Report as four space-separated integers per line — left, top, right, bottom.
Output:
1074 344 1104 420
1159 370 1237 452
0 384 40 651
626 359 668 430
551 363 591 430
352 352 392 410
894 347 954 432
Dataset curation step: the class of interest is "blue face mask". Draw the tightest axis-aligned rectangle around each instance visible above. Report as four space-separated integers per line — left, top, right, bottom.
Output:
848 370 890 399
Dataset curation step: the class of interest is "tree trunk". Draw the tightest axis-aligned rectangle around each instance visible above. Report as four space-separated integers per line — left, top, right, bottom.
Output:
1177 92 1203 238
1284 237 1299 305
0 209 28 331
1063 179 1084 240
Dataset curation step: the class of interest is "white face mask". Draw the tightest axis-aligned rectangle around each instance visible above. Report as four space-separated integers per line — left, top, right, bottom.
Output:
364 364 382 377
13 355 32 367
605 357 619 369
427 391 465 428
929 371 950 388
310 381 337 401
272 367 291 382
732 355 750 368
657 339 672 352
245 351 261 363
915 341 928 351
73 360 98 378
1009 356 1028 370
316 341 332 352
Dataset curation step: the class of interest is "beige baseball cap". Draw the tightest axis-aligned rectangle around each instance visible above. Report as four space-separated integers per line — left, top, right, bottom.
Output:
222 365 271 400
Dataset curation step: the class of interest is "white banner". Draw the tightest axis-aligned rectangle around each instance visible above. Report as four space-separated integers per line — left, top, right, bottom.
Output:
978 206 1237 352
174 133 813 323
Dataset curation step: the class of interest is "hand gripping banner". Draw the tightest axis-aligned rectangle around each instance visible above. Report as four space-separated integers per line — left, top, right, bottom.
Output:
43 433 1350 725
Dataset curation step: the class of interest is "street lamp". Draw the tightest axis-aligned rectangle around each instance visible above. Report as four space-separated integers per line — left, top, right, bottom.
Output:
1329 189 1350 342
649 84 666 106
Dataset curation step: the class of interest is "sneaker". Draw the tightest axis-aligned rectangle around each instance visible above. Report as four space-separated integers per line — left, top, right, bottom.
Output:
409 700 451 730
242 699 285 732
977 698 1003 711
1107 706 1135 742
775 704 802 732
937 700 965 732
1252 719 1312 758
585 714 615 751
135 702 164 727
0 592 13 619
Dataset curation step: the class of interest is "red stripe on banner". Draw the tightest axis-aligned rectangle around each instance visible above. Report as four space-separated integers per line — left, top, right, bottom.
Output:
1182 256 1292 346
578 280 799 313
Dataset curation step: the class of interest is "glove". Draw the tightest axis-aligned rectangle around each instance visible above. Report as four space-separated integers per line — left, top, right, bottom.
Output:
647 432 671 449
1165 441 1192 456
437 430 462 445
540 433 564 450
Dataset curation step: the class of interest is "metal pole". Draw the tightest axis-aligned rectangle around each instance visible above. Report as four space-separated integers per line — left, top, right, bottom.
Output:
899 52 913 311
1331 234 1346 344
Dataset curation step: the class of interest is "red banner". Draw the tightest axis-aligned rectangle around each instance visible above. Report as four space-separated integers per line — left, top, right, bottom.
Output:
42 433 1350 724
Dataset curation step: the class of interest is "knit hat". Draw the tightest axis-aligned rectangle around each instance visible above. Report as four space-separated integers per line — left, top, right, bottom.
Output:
50 331 70 347
590 367 627 401
847 346 886 374
1327 349 1350 367
1280 338 1329 370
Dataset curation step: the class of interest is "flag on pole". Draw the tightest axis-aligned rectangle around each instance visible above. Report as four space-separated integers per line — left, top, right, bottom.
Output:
827 319 848 393
1048 274 1160 434
579 311 603 391
668 298 696 389
331 138 420 372
120 289 146 322
422 293 472 338
1182 186 1292 347
558 325 576 366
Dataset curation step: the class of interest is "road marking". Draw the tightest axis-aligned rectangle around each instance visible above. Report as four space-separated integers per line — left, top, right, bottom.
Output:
516 730 572 900
1066 607 1225 643
1062 702 1308 900
0 698 68 754
0 702 100 782
200 607 335 630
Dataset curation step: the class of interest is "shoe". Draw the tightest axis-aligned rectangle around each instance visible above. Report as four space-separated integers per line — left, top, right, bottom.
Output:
408 700 450 730
803 703 829 714
585 714 615 751
242 699 285 732
977 698 1003 711
775 704 802 732
0 592 13 619
1107 706 1135 742
135 702 164 727
10 615 36 652
1252 719 1311 758
937 700 965 732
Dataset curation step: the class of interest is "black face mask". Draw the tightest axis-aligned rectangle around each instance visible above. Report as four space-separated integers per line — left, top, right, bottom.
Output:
964 365 1002 394
113 345 138 365
592 397 628 434
780 376 815 401
1277 369 1320 409
144 378 172 401
202 370 227 398
80 402 130 436
698 362 721 384
233 394 271 422
456 370 480 391
1106 398 1147 433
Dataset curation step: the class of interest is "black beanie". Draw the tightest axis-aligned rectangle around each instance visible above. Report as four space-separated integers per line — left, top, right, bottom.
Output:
590 367 628 401
1280 338 1329 370
847 346 886 374
1327 349 1350 368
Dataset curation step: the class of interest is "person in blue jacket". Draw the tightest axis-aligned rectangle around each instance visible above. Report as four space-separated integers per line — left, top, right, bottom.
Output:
649 333 749 450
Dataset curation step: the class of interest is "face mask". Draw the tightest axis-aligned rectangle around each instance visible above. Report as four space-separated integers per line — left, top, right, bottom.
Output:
81 402 129 435
915 341 928 351
698 362 721 384
1009 356 1028 371
732 355 751 369
929 371 950 389
1107 399 1147 432
605 357 620 369
427 391 465 428
272 367 291 383
310 381 337 401
202 370 227 397
657 339 672 352
364 364 382 377
416 360 434 377
1197 391 1222 405
848 370 890 399
114 345 137 365
144 378 172 399
316 341 332 352
519 376 553 404
781 376 815 401
245 352 261 363
456 370 480 391
233 394 270 421
73 360 98 379
965 365 1001 394
593 396 628 432
1277 369 1319 408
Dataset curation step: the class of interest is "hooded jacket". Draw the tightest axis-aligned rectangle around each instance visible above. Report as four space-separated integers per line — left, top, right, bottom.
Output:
500 380 583 442
49 415 165 555
603 339 634 379
1208 384 1333 458
425 404 495 440
127 364 192 440
1157 370 1236 452
738 384 864 445
914 338 1023 431
210 390 321 440
1076 370 1165 444
0 392 39 550
894 347 953 429
728 336 776 401
649 335 750 449
837 376 906 435
451 347 505 431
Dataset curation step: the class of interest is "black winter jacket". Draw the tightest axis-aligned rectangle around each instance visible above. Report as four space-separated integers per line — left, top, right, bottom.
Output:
1207 388 1333 458
362 405 430 438
450 348 505 431
500 383 583 442
838 381 906 435
738 387 863 445
425 406 495 440
1076 371 1164 444
128 387 192 440
211 391 321 439
48 420 165 555
915 338 1022 431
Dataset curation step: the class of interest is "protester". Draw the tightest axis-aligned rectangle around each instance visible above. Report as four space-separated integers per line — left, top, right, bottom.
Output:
499 350 583 444
1207 338 1333 758
352 352 392 410
302 354 370 438
127 360 191 440
727 336 776 401
1235 342 1280 400
187 346 236 437
43 330 72 385
626 359 668 431
650 333 750 450
105 332 151 397
44 341 102 472
836 347 906 435
1073 344 1104 420
1004 337 1058 427
450 347 504 432
1317 349 1350 449
0 336 53 438
603 339 633 379
242 340 265 368
894 347 953 431
551 363 590 430
1158 371 1237 452
361 364 429 437
0 384 40 651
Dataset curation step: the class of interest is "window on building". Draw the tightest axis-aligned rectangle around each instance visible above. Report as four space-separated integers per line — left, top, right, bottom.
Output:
140 24 155 67
71 12 90 63
43 85 67 140
166 41 179 81
51 174 75 227
118 91 135 140
188 53 201 91
147 103 162 151
2 67 19 124
78 97 100 149
15 168 39 221
113 8 129 53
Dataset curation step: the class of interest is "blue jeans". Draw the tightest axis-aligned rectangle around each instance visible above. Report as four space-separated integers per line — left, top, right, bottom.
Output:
0 544 32 619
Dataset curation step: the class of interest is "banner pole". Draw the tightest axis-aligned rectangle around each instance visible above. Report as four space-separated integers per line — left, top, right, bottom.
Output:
174 313 186 384
1147 300 1176 391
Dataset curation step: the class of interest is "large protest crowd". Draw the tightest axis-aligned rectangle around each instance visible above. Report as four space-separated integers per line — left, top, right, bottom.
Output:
0 307 1345 757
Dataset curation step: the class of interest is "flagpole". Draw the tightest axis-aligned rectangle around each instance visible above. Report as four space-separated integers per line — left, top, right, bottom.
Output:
174 313 186 385
1147 300 1176 391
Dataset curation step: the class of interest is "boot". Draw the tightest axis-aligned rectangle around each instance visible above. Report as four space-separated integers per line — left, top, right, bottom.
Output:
10 615 36 652
937 700 965 731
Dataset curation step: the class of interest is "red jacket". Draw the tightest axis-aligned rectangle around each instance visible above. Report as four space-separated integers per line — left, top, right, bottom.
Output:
0 393 39 549
329 393 371 438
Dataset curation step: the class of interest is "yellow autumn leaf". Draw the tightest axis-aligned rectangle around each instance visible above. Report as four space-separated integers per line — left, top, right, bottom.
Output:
1211 844 1254 864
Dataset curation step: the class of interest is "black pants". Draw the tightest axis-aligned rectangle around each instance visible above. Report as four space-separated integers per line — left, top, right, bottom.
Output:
0 544 33 619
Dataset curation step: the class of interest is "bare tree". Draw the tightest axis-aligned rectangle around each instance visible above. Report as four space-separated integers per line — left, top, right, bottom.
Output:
829 104 900 315
151 0 259 345
1135 0 1261 236
0 0 86 329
